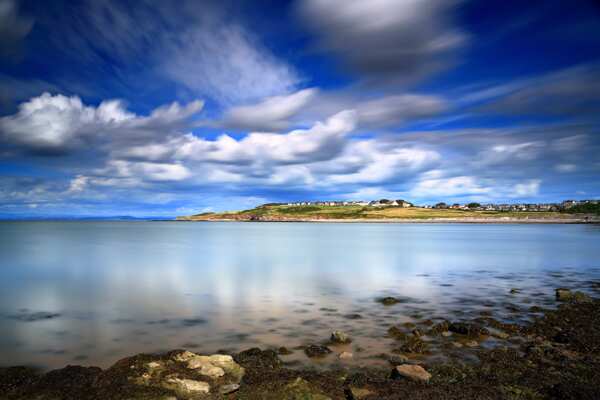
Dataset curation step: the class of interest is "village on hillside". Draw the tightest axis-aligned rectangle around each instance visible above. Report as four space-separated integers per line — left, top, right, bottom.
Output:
281 199 599 212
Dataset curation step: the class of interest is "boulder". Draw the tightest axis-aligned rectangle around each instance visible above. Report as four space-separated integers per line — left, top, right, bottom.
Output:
219 383 240 394
164 378 210 395
378 297 401 306
392 364 432 383
346 386 374 399
387 326 407 340
330 330 352 344
397 336 428 354
279 377 331 400
448 322 489 337
304 345 332 358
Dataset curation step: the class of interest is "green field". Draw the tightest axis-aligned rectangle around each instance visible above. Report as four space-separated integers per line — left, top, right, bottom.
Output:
180 204 580 221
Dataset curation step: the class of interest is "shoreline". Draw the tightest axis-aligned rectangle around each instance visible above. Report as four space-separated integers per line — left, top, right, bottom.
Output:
177 216 599 224
3 290 599 399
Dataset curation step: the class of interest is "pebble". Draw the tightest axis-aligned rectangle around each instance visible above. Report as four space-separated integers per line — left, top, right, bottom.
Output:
465 340 478 348
219 383 240 394
331 330 352 344
166 378 210 394
347 386 374 399
393 364 432 383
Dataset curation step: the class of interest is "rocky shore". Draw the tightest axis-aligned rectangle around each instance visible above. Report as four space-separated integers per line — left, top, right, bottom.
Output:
2 290 599 399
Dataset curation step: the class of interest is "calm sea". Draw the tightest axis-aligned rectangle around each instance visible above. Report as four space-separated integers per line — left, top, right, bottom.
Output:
1 221 599 369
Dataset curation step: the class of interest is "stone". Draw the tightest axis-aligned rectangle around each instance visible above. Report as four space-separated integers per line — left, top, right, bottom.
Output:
146 361 161 369
174 350 197 362
572 291 593 303
199 364 225 378
386 354 409 364
346 386 374 399
165 378 210 394
412 328 423 337
448 322 489 337
428 320 450 335
493 332 510 339
378 297 401 306
465 340 478 348
388 325 407 340
339 351 353 360
556 288 572 301
219 383 240 394
280 377 332 400
510 288 521 294
397 336 428 354
441 331 452 337
187 355 211 369
393 364 432 383
304 344 332 358
278 346 293 355
452 342 463 348
330 330 352 344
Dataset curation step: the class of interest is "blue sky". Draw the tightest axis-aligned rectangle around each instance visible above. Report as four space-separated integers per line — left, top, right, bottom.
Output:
0 0 599 217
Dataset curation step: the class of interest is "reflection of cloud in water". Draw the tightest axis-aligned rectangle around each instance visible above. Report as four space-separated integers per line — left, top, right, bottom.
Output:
0 222 599 369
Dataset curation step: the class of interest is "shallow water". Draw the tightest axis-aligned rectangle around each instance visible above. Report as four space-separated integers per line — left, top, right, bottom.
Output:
1 221 599 370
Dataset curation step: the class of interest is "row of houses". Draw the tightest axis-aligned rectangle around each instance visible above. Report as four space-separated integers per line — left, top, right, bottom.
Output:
280 199 597 211
285 199 414 207
430 199 599 212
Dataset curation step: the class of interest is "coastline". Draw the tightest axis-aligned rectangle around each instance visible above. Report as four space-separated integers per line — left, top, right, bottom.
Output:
177 216 599 224
2 292 599 399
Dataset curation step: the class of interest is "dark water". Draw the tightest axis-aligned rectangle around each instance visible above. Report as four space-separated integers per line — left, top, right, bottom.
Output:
1 221 599 370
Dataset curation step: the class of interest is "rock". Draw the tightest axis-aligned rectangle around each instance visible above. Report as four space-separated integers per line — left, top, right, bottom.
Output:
465 340 478 348
510 288 521 294
403 322 416 329
305 344 332 358
219 383 240 394
386 354 409 364
146 361 161 369
452 342 463 348
449 322 489 337
378 297 401 306
493 331 510 339
173 350 197 362
412 328 423 337
346 386 374 399
556 288 572 301
555 288 592 303
330 330 352 344
392 364 432 383
279 377 331 400
339 351 353 360
199 364 225 378
572 291 593 303
278 346 293 355
441 331 452 337
164 378 210 395
388 326 407 340
235 348 281 369
397 336 428 354
428 320 450 335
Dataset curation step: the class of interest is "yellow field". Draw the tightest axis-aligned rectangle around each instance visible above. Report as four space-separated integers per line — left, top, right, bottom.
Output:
181 204 575 221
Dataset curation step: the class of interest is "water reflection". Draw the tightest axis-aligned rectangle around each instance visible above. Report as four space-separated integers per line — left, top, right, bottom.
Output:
0 221 599 369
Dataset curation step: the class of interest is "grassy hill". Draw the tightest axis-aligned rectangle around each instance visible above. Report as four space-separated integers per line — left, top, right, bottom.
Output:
177 204 581 221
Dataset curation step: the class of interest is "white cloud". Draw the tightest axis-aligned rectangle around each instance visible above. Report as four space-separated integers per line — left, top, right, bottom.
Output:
223 88 318 130
410 173 491 198
511 179 541 197
555 163 577 173
356 94 447 127
0 92 203 152
163 25 299 104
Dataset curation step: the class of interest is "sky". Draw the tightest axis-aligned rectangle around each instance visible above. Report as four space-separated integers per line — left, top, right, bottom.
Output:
0 0 599 217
